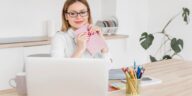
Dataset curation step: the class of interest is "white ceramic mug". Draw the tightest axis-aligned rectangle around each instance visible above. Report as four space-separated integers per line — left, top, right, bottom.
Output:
9 72 27 96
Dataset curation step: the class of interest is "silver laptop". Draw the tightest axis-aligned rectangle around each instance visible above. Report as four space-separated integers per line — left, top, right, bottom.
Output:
25 57 109 96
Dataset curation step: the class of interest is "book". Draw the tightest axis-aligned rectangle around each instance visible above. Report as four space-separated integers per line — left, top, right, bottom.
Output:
121 76 162 87
109 69 126 80
110 76 162 90
75 25 107 55
110 82 125 90
108 84 120 92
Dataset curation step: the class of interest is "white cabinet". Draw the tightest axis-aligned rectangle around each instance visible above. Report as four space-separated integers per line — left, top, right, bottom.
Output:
23 45 51 57
0 45 50 90
0 47 24 90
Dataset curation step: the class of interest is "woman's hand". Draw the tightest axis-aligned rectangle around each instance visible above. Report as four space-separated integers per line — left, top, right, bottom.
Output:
71 32 89 58
76 32 89 52
88 25 105 39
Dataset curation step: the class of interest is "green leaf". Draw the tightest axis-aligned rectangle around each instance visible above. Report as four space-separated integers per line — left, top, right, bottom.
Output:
139 32 154 50
171 38 183 53
150 55 157 62
182 7 190 24
162 55 172 60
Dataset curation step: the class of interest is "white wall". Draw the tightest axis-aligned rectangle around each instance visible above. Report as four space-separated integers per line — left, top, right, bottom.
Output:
0 0 102 38
115 0 150 64
101 0 117 19
104 0 192 63
148 0 192 60
100 0 150 65
88 0 102 23
0 0 57 38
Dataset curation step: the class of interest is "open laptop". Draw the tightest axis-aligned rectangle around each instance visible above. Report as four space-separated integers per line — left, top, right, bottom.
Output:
25 57 109 96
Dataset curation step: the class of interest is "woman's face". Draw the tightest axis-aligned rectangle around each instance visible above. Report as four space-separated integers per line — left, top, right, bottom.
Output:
66 1 89 30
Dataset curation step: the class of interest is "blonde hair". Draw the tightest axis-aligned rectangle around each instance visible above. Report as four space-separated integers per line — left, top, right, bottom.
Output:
61 0 92 32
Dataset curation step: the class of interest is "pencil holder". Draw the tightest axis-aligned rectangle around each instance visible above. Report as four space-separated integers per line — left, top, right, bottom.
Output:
125 79 140 96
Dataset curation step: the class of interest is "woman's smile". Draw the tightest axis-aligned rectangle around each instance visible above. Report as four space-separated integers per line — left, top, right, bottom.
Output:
74 20 83 24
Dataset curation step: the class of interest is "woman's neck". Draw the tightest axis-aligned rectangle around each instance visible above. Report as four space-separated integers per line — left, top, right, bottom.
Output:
71 27 78 31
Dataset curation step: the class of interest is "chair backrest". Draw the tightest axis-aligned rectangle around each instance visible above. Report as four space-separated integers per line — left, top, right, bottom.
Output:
23 54 51 72
28 53 51 57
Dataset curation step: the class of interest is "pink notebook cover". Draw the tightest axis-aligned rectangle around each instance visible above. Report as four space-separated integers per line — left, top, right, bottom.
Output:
75 25 107 55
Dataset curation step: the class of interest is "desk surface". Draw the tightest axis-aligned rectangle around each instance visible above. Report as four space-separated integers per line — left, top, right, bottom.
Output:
109 59 192 96
1 59 192 96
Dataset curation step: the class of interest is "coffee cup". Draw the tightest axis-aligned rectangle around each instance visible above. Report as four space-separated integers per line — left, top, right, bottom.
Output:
9 72 27 96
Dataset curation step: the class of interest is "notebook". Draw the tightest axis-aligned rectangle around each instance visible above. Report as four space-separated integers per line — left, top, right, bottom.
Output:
25 57 110 96
75 25 107 55
121 76 162 87
109 69 126 80
110 76 162 90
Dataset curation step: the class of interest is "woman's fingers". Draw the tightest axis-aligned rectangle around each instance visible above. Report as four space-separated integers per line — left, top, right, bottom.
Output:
88 25 102 35
88 25 93 32
78 32 89 41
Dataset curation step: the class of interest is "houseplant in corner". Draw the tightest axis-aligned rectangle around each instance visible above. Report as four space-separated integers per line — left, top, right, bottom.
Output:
139 7 190 62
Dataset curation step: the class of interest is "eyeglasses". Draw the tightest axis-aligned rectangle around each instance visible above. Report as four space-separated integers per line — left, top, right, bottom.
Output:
66 11 88 18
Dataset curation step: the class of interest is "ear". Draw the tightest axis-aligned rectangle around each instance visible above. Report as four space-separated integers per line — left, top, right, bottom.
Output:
65 14 69 21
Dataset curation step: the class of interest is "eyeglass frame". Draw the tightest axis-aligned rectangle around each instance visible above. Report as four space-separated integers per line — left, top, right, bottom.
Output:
65 11 89 18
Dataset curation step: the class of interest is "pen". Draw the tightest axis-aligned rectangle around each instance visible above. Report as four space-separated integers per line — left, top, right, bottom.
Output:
134 60 136 71
129 68 136 79
122 66 145 79
139 71 143 79
133 61 138 78
136 66 141 79
138 67 145 79
122 67 130 78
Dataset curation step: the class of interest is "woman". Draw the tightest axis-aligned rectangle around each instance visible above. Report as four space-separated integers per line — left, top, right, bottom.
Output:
51 0 109 58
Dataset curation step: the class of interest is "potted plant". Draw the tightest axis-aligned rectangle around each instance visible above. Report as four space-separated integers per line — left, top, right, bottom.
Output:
139 7 190 62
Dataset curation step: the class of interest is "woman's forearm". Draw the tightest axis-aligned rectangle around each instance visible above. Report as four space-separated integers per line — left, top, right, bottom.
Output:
71 47 84 58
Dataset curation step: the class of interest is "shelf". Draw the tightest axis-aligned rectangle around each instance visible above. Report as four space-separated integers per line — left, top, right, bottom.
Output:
0 34 128 49
104 34 128 40
0 36 50 49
